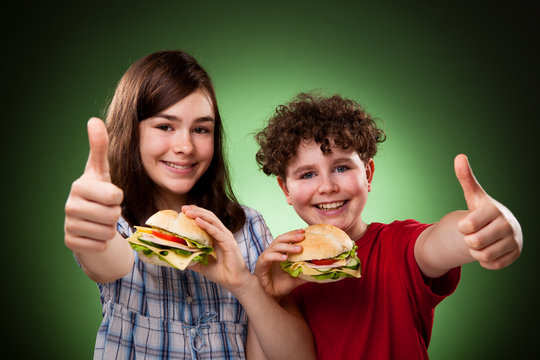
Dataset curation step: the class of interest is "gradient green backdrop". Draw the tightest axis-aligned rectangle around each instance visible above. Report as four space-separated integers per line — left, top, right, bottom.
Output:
4 1 538 358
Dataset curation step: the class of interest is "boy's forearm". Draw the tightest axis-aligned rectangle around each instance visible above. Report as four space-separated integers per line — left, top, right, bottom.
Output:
414 210 474 279
76 232 134 283
236 275 315 360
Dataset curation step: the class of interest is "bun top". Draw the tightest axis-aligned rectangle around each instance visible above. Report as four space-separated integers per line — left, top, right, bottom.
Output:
288 224 353 262
145 210 213 247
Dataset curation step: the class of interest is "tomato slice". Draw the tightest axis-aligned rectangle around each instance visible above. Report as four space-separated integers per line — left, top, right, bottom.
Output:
152 230 187 245
309 258 338 266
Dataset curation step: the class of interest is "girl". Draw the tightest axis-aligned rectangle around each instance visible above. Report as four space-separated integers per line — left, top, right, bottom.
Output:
64 50 314 360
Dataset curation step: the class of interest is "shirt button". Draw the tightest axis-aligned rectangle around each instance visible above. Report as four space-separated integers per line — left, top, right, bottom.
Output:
186 296 193 304
191 329 196 335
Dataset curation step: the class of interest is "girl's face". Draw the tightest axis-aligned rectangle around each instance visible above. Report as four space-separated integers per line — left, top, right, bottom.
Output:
278 139 374 240
139 89 215 209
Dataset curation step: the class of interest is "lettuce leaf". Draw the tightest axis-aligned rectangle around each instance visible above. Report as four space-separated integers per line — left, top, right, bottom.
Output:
280 261 302 277
130 238 210 265
279 243 361 281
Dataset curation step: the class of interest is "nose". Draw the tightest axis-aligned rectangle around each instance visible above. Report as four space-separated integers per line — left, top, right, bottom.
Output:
318 174 339 194
172 130 194 154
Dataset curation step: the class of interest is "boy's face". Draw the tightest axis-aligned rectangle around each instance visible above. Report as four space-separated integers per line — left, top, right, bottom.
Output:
278 138 374 240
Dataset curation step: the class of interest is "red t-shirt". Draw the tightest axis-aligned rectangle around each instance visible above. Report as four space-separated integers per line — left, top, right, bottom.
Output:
291 220 461 360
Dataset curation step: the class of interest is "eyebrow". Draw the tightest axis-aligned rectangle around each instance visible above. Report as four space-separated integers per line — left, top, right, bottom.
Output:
290 165 316 177
332 157 355 164
154 114 215 123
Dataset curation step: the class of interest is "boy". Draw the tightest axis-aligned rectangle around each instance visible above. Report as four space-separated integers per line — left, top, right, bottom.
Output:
253 93 522 359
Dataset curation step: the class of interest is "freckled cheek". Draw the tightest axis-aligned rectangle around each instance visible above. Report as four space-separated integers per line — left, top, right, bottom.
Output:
289 183 316 206
341 176 366 192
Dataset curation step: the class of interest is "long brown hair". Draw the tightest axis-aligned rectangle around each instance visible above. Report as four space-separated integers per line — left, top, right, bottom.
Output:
106 50 245 231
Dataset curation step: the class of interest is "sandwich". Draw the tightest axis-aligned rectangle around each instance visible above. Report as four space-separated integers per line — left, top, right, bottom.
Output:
127 209 216 270
280 224 361 283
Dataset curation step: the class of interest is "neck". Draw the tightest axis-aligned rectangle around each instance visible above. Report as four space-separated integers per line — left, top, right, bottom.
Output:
348 220 369 241
154 191 186 213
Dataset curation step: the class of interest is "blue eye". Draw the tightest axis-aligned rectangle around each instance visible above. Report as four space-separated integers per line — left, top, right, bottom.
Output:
335 165 349 173
301 172 315 179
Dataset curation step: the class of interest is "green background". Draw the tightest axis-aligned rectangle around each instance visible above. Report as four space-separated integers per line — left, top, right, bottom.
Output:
4 1 538 358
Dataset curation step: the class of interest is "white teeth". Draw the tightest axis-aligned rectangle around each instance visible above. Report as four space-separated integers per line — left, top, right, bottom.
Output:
165 162 193 170
317 201 345 210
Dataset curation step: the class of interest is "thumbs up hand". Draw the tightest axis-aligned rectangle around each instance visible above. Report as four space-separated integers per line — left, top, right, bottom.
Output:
454 154 522 270
64 118 124 254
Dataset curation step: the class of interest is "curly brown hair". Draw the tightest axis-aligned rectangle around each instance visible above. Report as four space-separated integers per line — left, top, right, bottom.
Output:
255 93 386 178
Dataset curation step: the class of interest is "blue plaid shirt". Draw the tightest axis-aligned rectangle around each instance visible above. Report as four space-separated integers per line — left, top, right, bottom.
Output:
93 206 272 360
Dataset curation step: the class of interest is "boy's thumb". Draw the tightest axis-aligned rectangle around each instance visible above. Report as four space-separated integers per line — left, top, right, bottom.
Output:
454 154 486 210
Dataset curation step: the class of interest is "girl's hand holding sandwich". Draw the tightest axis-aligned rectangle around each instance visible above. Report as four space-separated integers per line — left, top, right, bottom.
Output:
182 204 251 293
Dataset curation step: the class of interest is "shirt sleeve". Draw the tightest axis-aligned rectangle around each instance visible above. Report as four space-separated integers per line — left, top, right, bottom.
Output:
116 216 133 239
237 206 274 273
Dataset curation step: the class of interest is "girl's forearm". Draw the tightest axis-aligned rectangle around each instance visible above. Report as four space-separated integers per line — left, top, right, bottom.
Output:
76 232 134 283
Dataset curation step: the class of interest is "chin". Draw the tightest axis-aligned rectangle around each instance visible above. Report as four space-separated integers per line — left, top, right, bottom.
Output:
160 182 196 197
301 215 336 229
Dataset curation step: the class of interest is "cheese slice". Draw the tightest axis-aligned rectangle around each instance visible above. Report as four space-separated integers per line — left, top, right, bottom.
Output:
128 233 215 270
290 261 361 278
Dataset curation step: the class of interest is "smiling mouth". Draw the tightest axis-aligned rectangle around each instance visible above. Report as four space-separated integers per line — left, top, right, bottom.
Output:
315 201 346 210
164 161 196 170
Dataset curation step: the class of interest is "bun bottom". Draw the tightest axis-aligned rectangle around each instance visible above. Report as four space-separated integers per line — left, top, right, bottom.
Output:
298 273 346 284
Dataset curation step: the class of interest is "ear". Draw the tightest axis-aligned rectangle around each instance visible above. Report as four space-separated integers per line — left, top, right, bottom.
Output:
277 176 293 205
365 158 375 192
